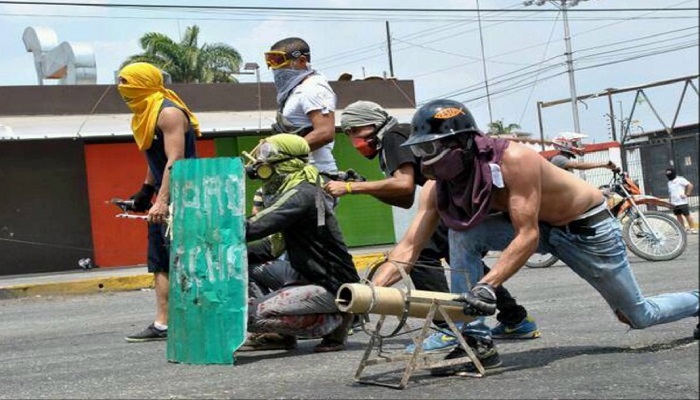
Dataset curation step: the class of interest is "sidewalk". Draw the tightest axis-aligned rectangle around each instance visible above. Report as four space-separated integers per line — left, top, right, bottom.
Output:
0 246 391 300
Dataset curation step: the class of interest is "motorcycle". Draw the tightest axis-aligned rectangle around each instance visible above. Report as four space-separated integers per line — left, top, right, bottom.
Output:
525 168 687 268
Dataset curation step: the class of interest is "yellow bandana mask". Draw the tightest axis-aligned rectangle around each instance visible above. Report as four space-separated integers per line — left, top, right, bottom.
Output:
117 62 201 150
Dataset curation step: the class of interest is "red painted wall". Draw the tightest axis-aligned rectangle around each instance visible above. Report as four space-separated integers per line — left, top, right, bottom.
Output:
84 140 215 267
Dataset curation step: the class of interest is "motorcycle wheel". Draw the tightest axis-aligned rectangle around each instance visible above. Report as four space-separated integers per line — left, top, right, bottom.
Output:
525 253 559 268
622 210 687 261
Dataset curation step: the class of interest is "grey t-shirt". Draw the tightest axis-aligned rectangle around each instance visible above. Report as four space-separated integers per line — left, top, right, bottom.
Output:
550 154 572 171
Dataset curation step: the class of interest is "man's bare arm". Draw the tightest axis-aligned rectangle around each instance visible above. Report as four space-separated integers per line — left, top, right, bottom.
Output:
304 110 336 151
324 163 416 208
371 180 440 287
480 149 542 287
148 107 187 224
566 160 616 171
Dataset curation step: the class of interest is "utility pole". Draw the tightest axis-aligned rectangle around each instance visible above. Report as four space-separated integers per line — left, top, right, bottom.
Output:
561 5 580 133
524 0 585 133
385 21 394 78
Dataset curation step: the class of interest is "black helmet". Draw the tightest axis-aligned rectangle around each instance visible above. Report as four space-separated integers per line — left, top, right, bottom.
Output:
405 99 479 145
402 99 479 157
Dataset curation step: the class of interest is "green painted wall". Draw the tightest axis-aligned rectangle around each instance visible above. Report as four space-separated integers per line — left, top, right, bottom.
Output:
213 134 395 248
331 135 396 247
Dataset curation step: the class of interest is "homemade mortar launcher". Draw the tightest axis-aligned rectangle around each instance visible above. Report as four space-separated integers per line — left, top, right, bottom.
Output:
335 260 485 389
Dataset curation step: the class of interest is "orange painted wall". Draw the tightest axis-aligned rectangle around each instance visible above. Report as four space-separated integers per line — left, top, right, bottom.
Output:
84 139 215 267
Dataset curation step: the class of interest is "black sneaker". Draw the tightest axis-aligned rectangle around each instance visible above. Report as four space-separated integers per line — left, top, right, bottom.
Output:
125 323 167 343
694 322 699 340
430 336 502 376
347 314 368 336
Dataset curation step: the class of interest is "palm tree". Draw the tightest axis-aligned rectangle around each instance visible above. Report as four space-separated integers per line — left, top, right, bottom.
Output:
487 119 522 137
121 25 242 83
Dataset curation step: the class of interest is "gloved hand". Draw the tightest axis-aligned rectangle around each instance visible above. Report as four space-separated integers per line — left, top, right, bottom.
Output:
455 283 497 316
129 183 155 212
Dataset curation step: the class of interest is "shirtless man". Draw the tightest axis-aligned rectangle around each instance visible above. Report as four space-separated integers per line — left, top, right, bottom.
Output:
372 99 700 375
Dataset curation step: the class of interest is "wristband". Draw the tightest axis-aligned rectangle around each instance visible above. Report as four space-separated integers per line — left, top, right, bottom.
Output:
345 182 353 194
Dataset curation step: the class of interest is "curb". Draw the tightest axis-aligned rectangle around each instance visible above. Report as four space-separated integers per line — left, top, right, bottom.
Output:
0 274 156 300
0 252 387 300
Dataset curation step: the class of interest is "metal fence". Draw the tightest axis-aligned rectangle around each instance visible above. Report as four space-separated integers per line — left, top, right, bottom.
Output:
578 133 699 212
624 131 699 210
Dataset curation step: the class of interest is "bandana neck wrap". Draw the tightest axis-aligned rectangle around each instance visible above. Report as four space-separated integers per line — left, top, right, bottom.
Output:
273 67 316 106
434 134 510 231
117 62 201 151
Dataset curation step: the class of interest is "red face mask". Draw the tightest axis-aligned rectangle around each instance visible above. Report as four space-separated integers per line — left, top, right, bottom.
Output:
351 136 379 159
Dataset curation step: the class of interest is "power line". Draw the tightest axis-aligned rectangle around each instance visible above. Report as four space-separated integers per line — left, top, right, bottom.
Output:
421 42 697 106
1 11 696 22
422 38 697 109
577 36 698 61
519 11 562 125
0 1 696 13
574 25 698 54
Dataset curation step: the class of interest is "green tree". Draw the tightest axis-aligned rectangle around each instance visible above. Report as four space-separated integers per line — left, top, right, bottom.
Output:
120 25 242 83
487 119 522 136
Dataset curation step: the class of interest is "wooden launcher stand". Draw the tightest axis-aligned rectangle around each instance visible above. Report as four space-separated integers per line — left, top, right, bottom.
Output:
337 280 485 389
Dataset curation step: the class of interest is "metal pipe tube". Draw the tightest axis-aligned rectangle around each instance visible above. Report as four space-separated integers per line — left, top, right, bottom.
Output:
335 283 474 322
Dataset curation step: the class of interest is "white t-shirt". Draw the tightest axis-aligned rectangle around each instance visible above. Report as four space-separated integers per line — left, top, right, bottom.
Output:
667 176 691 205
282 73 337 173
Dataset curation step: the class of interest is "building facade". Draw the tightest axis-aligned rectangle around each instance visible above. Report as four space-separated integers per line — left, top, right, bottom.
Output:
0 80 416 275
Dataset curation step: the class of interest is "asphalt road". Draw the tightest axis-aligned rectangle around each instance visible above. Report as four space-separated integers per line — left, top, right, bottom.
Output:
1 236 698 399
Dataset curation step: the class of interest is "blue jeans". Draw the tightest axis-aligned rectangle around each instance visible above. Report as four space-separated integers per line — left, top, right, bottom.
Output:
450 213 699 337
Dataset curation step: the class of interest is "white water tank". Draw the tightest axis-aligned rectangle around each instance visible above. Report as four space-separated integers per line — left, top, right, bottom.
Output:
22 26 96 85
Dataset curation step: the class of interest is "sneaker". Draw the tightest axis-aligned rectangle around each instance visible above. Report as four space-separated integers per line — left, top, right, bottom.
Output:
694 322 699 340
686 228 698 235
491 314 541 339
314 313 353 353
430 336 502 376
405 324 463 354
237 333 297 352
347 314 368 336
125 323 167 343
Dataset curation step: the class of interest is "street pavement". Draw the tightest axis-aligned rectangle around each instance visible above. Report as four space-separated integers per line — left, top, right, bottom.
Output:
0 236 698 399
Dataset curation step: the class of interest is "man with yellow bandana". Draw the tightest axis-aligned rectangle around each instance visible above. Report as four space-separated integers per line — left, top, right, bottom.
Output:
240 133 359 353
117 62 201 343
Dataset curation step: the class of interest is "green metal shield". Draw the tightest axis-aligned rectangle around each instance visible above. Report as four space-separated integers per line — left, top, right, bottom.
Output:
167 157 247 364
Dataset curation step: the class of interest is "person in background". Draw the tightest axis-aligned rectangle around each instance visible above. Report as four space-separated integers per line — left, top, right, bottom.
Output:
117 62 200 342
550 133 617 172
665 166 697 234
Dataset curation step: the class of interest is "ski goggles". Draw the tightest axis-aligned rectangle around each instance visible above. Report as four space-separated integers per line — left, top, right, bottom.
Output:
264 50 308 69
409 140 447 158
241 141 280 163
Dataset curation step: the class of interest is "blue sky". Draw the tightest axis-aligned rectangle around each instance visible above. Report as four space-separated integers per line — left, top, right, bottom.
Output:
0 0 698 143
